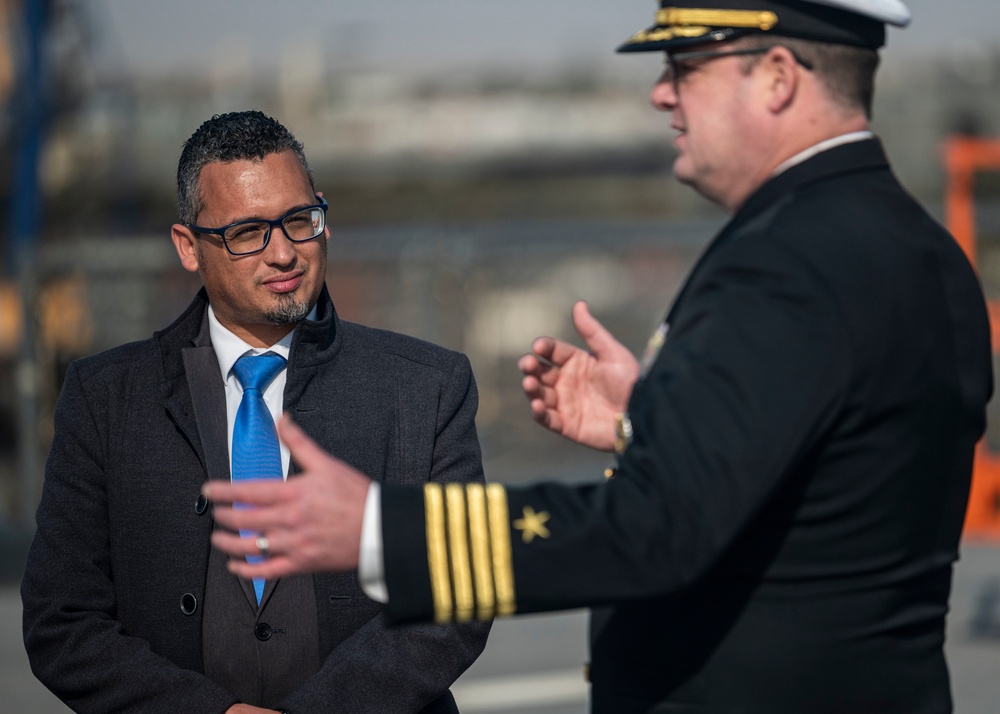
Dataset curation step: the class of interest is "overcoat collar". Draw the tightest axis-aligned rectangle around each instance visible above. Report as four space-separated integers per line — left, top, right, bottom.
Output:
155 284 342 373
154 284 343 471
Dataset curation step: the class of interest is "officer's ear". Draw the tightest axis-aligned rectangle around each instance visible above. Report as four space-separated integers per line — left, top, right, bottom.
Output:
760 45 800 114
171 224 200 274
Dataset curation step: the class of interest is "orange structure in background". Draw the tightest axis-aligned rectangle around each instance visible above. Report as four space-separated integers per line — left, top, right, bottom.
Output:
944 136 1000 540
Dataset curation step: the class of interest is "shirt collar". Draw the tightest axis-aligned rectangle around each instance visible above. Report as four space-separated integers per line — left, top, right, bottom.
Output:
771 131 874 178
207 303 317 383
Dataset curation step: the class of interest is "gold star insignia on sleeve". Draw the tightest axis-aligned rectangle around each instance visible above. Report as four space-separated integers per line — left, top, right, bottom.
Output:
513 506 551 544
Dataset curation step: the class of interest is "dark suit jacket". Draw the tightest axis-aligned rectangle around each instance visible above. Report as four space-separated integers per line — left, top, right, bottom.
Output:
22 286 490 713
381 140 993 712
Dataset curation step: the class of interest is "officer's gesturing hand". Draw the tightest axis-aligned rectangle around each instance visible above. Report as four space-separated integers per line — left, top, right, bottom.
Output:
205 415 371 578
517 301 640 452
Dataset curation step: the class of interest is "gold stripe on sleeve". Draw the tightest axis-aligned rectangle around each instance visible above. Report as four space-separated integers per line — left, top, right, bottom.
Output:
445 483 475 622
485 484 516 617
424 484 453 623
465 483 496 620
656 8 779 30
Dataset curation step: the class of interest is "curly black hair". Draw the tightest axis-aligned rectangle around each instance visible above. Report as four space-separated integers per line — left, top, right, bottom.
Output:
176 110 315 224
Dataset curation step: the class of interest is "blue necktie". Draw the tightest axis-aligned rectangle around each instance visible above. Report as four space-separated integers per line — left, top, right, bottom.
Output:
231 352 287 605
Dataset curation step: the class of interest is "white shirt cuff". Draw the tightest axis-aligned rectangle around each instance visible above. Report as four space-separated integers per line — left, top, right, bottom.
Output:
359 481 388 603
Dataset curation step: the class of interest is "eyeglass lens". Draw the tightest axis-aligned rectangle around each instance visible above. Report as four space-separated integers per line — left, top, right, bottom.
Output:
224 206 325 254
665 47 773 84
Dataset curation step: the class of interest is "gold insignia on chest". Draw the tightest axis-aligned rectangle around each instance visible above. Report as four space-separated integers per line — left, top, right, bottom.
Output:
513 506 551 543
639 321 669 377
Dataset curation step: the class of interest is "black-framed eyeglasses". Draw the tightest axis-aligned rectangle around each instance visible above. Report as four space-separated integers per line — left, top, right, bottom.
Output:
664 46 814 86
187 195 328 256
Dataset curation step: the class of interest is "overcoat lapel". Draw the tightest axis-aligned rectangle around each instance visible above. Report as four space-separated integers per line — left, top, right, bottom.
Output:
182 313 262 611
182 347 229 484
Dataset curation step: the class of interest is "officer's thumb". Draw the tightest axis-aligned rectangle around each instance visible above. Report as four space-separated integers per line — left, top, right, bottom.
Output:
572 301 619 358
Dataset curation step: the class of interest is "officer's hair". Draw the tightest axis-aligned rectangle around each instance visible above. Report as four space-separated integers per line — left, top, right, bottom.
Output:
176 110 314 225
734 36 880 119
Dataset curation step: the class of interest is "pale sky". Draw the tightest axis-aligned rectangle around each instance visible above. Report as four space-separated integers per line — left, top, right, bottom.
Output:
90 0 999 79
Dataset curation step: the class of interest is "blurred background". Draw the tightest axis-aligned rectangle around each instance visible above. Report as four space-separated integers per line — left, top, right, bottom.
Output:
1 0 1000 711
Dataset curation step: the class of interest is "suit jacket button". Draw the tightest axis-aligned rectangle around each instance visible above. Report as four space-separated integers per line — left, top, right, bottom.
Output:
255 622 272 641
180 593 198 615
195 494 209 515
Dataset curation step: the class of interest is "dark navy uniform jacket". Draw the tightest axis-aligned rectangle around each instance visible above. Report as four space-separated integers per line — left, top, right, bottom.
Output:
382 139 993 713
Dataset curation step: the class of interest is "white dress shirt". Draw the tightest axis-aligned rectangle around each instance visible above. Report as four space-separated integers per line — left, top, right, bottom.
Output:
207 304 316 480
770 131 874 177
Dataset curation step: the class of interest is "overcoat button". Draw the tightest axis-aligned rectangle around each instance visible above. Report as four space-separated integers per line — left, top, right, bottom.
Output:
180 593 198 615
255 622 272 641
195 494 209 515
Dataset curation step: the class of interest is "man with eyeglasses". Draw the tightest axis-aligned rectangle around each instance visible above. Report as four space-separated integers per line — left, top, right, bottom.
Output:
22 111 489 714
205 3 991 712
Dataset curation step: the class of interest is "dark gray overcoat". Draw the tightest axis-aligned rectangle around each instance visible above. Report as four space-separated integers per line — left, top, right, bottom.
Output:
23 286 489 713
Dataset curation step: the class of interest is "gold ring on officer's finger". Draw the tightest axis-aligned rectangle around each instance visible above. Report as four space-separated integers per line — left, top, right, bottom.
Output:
255 535 270 557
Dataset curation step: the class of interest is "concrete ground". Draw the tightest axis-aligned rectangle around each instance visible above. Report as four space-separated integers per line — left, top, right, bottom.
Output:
3 544 999 713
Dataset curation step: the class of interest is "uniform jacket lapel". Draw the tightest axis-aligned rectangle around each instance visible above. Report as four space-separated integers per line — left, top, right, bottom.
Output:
662 138 890 330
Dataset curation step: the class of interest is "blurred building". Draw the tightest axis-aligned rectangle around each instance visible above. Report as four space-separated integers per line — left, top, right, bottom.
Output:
1 12 1000 525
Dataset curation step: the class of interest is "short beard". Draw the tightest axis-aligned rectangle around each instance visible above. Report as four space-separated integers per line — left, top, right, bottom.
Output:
263 295 311 325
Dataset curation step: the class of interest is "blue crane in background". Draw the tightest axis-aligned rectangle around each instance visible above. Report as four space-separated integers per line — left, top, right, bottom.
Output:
7 0 49 529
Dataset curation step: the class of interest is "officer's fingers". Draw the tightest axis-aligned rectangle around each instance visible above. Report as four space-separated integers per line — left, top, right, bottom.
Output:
521 374 543 398
213 529 302 580
572 301 625 359
529 399 563 430
523 374 562 407
211 529 258 558
543 339 586 369
203 478 291 508
517 352 541 375
528 397 545 418
571 301 599 340
210 503 287 533
522 358 566 394
519 351 559 378
529 336 558 360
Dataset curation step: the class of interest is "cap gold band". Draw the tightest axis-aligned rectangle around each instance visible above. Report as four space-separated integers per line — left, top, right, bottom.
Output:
656 8 779 30
627 26 713 44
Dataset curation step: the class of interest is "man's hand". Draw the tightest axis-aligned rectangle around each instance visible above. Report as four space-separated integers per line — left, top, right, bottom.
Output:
204 416 371 578
226 705 280 714
517 301 640 451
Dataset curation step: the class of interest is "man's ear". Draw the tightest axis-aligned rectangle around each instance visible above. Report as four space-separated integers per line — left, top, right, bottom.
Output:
171 224 200 273
317 191 331 244
762 46 799 114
